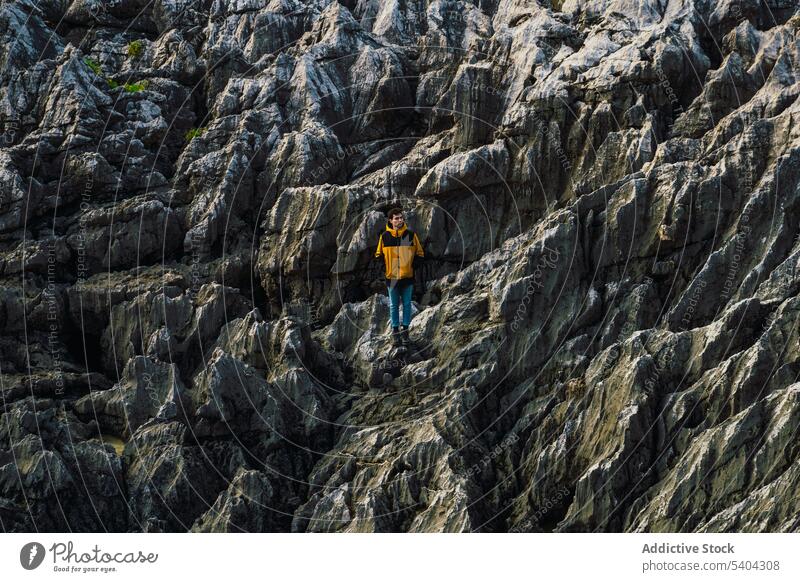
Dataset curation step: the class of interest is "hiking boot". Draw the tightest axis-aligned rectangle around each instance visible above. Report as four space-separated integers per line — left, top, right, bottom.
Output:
391 327 402 347
400 326 410 346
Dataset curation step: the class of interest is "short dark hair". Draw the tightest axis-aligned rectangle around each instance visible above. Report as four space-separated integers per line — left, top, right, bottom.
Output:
387 207 403 219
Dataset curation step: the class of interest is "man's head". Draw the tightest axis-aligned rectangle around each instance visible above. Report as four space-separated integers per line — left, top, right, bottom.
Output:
387 207 404 229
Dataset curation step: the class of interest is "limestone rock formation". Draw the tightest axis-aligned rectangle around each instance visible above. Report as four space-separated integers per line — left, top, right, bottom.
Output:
1 0 799 532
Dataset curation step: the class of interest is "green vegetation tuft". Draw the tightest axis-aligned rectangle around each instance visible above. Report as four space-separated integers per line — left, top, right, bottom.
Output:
123 80 149 92
185 127 206 142
84 53 149 94
127 40 144 59
83 58 102 76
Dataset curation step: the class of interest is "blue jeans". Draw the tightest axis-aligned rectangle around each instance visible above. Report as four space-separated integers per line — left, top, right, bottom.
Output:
387 280 413 327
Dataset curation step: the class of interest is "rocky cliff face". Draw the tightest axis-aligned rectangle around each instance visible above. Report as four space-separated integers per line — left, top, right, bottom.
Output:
1 0 799 532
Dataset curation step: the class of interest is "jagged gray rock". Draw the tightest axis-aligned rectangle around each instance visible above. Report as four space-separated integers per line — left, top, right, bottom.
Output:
1 0 799 533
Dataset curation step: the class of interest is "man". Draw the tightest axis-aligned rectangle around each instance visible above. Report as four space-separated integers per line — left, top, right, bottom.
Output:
374 207 425 347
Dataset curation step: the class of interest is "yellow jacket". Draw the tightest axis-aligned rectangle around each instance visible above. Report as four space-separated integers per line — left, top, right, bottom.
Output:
374 222 425 280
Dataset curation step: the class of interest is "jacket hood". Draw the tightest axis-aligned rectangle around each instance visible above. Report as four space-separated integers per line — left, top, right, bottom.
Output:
385 222 408 236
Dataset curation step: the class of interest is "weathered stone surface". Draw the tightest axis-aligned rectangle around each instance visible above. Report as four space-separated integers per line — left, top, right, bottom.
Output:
1 0 799 533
